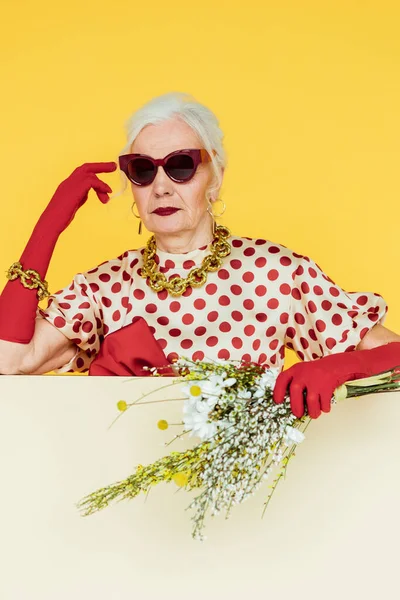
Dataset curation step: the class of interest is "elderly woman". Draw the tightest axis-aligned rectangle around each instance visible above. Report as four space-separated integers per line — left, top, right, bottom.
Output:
0 92 400 420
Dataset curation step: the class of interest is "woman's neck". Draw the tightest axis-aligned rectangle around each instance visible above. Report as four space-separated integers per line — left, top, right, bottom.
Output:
154 221 214 254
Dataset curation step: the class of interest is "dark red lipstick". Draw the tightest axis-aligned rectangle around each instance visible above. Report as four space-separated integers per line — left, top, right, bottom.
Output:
152 207 181 216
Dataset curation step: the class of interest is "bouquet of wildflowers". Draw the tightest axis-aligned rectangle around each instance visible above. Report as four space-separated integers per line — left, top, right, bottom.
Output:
77 359 400 541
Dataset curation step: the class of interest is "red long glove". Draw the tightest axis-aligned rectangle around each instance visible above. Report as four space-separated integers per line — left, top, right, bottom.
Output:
0 162 117 343
273 341 400 419
88 317 175 377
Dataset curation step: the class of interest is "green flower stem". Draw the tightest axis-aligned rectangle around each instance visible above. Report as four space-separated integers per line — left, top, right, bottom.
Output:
77 444 208 516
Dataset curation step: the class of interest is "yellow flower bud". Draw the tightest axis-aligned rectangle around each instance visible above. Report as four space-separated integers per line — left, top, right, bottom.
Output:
172 472 190 487
117 400 128 412
157 419 169 430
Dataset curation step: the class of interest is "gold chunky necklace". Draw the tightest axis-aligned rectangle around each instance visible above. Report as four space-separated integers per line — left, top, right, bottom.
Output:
140 225 232 297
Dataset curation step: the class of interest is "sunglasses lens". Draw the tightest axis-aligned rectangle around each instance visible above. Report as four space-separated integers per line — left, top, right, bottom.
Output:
127 158 155 185
166 154 196 181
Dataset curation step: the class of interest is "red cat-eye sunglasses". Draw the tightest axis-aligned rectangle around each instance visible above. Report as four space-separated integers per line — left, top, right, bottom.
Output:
119 148 212 186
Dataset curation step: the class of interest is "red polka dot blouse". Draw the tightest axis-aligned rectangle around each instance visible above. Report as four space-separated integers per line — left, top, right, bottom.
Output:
38 235 388 374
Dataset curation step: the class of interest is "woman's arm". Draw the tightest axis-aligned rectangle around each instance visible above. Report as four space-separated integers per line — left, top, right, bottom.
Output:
0 162 116 374
274 250 400 418
0 317 77 375
356 323 400 350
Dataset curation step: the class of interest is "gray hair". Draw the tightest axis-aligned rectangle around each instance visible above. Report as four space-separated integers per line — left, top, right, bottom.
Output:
110 92 226 203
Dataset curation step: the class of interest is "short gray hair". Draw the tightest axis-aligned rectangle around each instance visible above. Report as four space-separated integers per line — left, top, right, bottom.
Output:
110 92 226 203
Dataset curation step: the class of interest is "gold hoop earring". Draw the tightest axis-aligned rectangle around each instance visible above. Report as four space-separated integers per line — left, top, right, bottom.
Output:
131 202 142 235
207 198 226 218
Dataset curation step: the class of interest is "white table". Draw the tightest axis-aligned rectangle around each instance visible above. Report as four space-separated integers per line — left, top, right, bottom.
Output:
0 376 398 600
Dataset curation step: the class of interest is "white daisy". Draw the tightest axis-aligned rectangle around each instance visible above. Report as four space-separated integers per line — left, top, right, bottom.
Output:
284 425 305 445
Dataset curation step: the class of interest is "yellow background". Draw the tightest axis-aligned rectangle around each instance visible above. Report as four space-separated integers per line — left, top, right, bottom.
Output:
1 0 399 372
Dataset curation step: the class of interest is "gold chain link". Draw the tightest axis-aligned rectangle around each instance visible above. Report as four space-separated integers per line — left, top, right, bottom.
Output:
141 225 232 297
6 262 50 301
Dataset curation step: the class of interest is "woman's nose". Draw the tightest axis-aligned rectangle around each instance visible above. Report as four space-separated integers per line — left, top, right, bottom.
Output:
153 166 174 196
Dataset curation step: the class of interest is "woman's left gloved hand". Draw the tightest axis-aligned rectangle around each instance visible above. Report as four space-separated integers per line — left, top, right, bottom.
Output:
272 341 400 419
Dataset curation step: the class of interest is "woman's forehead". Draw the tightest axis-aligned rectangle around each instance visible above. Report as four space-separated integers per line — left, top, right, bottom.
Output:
131 118 201 156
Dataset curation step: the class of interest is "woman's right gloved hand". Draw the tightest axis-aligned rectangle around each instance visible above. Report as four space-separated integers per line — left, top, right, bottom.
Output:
0 162 117 344
39 162 117 235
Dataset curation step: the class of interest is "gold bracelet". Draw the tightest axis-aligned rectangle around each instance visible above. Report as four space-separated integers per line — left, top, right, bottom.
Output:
6 261 50 301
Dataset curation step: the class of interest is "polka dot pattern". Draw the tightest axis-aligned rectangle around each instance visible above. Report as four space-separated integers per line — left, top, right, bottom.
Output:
40 235 388 374
284 254 387 360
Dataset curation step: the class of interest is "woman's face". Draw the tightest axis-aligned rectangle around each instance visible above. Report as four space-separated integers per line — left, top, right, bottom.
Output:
129 117 218 238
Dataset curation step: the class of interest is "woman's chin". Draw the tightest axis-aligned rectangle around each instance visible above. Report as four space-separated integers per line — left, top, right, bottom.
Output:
146 215 187 236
